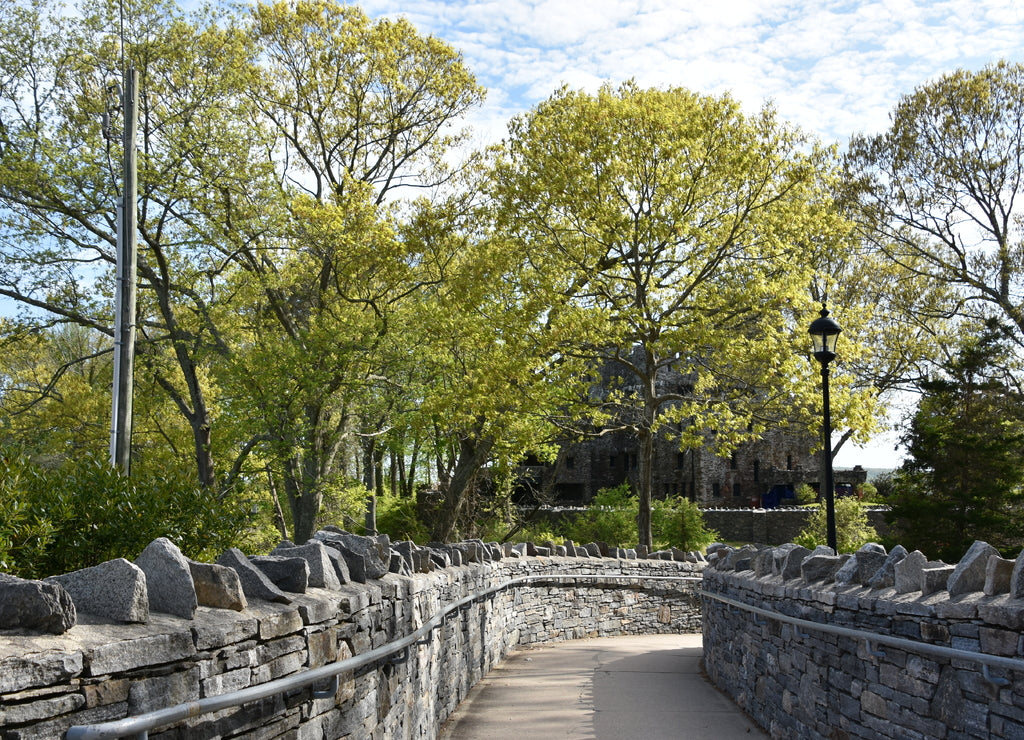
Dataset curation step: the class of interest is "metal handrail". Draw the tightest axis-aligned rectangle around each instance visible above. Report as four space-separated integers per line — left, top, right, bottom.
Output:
66 572 702 740
701 589 1024 686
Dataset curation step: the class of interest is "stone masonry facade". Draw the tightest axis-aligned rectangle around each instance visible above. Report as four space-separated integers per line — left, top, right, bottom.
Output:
0 543 701 739
702 540 1024 739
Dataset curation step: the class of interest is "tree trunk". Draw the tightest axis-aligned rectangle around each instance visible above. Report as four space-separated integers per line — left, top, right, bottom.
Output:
430 435 495 542
284 455 323 544
637 426 654 548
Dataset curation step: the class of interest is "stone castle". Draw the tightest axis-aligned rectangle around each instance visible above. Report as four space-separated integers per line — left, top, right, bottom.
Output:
522 350 867 507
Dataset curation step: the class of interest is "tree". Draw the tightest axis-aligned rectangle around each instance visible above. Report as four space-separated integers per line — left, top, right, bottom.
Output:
0 0 273 487
393 190 595 542
846 61 1024 353
218 1 485 543
886 322 1024 561
0 0 485 544
794 497 878 554
489 82 854 547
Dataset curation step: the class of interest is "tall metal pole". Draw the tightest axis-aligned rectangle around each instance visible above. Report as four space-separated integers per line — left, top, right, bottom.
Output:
821 361 837 552
110 67 138 473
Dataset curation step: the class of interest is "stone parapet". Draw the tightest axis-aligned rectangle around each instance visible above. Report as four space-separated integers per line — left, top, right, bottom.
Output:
0 550 700 739
702 541 1024 739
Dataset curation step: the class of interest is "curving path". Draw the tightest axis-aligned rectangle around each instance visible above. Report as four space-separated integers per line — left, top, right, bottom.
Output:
438 634 768 740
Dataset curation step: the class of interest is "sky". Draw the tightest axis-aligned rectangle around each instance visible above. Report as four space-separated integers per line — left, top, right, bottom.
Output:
355 0 1024 470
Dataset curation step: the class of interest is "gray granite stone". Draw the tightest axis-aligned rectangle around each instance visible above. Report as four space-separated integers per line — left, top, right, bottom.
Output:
800 554 845 583
867 545 908 590
984 555 1015 596
781 546 811 580
188 560 247 611
850 548 888 586
249 555 310 593
272 541 341 589
922 564 955 595
947 541 998 597
1013 551 1024 599
0 574 76 634
46 558 148 623
834 554 860 585
894 550 929 594
313 531 390 579
752 548 775 577
216 548 291 604
135 538 197 619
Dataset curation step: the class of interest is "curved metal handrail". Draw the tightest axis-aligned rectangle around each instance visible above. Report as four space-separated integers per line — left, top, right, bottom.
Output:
66 573 702 740
700 589 1024 686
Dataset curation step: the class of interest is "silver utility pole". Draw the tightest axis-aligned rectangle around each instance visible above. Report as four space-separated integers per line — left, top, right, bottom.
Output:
110 67 138 473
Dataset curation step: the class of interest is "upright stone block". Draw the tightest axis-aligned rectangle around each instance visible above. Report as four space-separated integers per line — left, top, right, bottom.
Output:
984 555 1015 596
216 548 291 604
135 538 198 619
188 560 247 611
801 553 845 583
922 564 955 595
894 550 929 594
1013 551 1024 599
781 546 811 580
249 555 309 593
46 558 148 623
313 531 389 579
947 541 998 597
273 541 342 589
0 574 76 634
867 545 908 590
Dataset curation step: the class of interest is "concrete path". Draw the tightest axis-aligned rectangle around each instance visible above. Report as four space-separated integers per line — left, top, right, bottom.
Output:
438 634 769 740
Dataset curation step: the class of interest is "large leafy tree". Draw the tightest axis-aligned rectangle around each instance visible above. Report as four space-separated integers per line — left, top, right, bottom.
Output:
221 0 485 542
0 0 485 544
846 61 1024 351
887 322 1024 560
489 83 857 547
395 190 596 542
0 0 273 485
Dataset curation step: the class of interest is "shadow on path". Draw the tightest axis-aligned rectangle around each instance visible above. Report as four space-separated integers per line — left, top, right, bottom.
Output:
438 634 768 740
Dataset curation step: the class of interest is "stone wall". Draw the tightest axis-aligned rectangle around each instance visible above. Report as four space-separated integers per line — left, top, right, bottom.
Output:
701 507 890 546
702 540 1024 739
0 547 701 739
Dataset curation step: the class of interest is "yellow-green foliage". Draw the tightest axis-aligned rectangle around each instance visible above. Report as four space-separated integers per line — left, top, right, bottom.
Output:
563 484 718 551
794 497 878 554
0 452 251 579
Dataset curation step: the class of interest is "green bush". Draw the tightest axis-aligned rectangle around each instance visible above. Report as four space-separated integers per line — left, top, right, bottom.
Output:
794 483 818 506
564 484 637 547
563 484 718 551
0 452 250 578
651 495 719 552
794 497 878 554
374 491 430 543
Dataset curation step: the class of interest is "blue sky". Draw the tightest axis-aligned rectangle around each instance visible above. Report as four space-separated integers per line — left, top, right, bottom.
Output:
357 0 1024 469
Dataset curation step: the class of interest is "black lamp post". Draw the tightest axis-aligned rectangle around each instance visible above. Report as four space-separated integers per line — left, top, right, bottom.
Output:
809 303 842 552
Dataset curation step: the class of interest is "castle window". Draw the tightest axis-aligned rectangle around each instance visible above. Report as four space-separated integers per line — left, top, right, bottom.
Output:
730 452 737 470
753 459 760 482
609 455 617 468
676 452 684 470
787 453 793 471
733 482 742 497
566 456 575 470
712 483 721 497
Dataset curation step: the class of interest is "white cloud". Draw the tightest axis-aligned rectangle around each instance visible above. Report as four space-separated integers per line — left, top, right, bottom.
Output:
359 0 1024 145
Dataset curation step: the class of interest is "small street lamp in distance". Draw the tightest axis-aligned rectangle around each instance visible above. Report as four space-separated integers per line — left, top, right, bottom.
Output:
809 303 842 552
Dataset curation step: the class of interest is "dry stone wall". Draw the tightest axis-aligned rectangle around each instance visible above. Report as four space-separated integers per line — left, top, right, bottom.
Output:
700 507 890 546
702 540 1024 740
0 535 702 740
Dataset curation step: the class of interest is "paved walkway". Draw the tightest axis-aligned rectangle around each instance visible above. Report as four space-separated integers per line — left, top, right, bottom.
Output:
438 634 769 740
